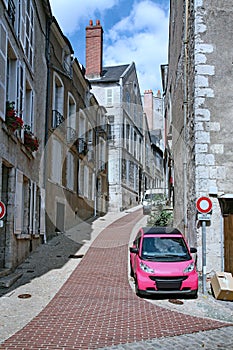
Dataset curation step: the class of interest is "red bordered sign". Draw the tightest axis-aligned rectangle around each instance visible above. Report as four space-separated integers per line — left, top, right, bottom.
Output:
196 197 212 214
0 201 6 219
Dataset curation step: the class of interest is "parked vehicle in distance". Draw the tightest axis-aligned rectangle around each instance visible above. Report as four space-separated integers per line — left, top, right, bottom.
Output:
142 189 166 214
129 227 198 298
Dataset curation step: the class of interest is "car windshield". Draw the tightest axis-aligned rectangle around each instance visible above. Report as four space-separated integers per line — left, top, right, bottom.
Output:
141 236 191 262
144 194 164 201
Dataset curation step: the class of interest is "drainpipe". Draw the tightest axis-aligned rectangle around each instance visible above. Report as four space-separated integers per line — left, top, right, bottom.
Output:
43 17 53 243
183 0 189 235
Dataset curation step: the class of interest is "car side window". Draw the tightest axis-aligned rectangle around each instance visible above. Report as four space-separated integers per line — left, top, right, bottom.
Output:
133 231 142 248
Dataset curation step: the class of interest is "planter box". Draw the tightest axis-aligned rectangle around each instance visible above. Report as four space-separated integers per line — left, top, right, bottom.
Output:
211 272 233 301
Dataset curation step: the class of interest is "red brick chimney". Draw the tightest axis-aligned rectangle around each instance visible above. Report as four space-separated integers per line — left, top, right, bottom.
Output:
85 19 103 78
144 89 154 130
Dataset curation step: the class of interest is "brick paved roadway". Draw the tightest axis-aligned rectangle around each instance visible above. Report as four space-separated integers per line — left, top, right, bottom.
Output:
0 209 231 349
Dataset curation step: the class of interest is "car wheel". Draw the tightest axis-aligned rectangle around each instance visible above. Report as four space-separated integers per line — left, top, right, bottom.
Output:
135 278 143 298
189 289 198 299
130 263 134 277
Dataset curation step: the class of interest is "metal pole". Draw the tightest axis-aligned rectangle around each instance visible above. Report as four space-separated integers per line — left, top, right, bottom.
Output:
202 220 207 294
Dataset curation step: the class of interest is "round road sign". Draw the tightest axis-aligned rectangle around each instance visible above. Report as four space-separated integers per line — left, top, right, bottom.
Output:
196 197 212 214
0 201 6 219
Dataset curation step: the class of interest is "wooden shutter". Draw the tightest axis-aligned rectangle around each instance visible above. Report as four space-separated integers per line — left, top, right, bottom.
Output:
29 181 36 234
14 170 23 234
0 22 7 120
19 0 26 48
40 188 46 237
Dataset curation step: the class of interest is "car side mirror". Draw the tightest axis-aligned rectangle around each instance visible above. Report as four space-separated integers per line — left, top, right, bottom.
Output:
130 247 139 254
190 247 197 254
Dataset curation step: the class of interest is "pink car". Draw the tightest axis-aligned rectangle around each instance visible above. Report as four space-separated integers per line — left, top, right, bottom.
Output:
129 227 198 298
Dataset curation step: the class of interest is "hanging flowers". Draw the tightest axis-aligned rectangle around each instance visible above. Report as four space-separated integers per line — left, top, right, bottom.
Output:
5 101 24 132
24 125 40 152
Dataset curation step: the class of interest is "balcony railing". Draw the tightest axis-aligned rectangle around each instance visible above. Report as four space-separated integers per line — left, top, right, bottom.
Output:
66 127 77 143
98 160 107 174
75 138 88 155
52 110 65 129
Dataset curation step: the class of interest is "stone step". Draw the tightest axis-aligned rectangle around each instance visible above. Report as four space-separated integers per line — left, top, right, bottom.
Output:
0 272 23 288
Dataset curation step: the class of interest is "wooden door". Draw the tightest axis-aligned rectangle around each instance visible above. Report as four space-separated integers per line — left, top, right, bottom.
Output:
224 214 233 274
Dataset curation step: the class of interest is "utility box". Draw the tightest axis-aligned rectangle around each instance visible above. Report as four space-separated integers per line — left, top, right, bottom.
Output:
211 272 233 301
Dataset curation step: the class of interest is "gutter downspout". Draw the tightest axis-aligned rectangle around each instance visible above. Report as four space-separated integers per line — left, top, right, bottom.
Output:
183 0 189 236
43 17 52 243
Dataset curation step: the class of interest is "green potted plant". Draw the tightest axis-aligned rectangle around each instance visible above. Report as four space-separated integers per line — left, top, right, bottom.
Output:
5 101 24 132
24 125 40 152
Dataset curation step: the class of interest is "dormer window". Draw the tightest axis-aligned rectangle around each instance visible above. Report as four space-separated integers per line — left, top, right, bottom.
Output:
63 49 72 76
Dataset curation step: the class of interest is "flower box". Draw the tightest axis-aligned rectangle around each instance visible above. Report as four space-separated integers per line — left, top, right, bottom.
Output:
6 101 23 132
24 125 39 152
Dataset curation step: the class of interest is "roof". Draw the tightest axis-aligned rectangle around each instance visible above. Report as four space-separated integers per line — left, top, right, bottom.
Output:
91 64 130 83
142 227 182 235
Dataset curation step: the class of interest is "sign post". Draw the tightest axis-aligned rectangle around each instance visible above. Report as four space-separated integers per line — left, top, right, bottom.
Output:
196 196 212 294
0 201 6 228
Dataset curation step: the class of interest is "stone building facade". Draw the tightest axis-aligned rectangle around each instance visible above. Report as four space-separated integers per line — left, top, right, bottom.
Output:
85 20 155 211
164 0 233 274
0 0 50 270
0 1 108 273
45 18 108 239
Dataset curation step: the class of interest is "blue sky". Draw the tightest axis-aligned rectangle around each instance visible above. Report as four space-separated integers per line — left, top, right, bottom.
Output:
49 0 170 93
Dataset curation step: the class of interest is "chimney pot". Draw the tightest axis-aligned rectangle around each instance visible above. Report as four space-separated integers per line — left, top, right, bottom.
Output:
89 19 93 26
86 20 103 78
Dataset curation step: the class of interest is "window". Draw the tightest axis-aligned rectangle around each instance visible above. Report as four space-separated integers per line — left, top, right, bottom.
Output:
67 94 76 142
78 111 86 138
106 89 113 105
17 62 24 119
25 81 34 131
52 73 64 128
63 49 72 76
108 115 114 142
0 22 7 119
6 45 17 104
25 0 34 67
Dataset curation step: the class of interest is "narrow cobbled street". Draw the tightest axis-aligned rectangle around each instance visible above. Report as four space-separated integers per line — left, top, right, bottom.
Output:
0 208 232 349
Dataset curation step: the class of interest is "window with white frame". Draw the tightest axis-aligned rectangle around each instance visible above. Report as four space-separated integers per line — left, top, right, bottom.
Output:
67 94 76 142
25 0 34 68
6 46 17 104
25 80 34 131
63 48 72 76
78 110 86 138
0 22 7 119
52 73 64 128
51 138 62 184
106 89 113 106
17 62 25 119
66 151 74 191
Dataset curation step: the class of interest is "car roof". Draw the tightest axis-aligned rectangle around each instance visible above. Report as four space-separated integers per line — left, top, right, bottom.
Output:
141 227 182 235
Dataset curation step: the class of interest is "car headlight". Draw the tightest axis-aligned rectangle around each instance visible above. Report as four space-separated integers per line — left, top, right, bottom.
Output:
140 262 154 273
184 262 195 273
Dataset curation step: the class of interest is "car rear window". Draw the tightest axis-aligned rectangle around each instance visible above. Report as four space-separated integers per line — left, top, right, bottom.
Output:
141 236 191 262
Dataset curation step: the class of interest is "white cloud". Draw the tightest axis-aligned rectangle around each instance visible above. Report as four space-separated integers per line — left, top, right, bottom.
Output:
49 0 169 92
104 1 169 93
50 0 119 34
